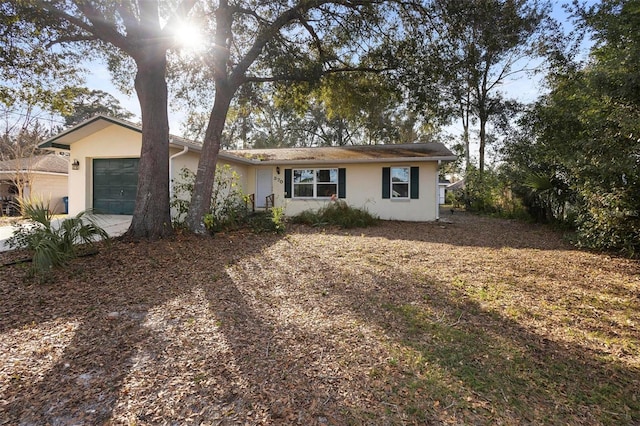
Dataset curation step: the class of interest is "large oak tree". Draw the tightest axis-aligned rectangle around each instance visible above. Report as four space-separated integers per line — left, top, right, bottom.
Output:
179 0 399 232
5 0 197 239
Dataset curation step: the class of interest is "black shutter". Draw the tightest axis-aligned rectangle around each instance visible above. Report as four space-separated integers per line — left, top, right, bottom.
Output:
382 167 390 199
284 169 292 198
410 167 419 199
338 168 346 198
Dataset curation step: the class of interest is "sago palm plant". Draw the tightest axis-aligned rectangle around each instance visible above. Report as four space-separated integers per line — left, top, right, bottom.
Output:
7 199 109 276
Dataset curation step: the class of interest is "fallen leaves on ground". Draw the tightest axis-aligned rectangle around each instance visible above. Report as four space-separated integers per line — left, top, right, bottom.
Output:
0 211 638 425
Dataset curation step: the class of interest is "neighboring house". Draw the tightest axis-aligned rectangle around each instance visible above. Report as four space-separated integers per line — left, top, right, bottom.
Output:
447 179 465 191
438 178 451 204
39 115 456 221
445 179 466 207
0 154 69 215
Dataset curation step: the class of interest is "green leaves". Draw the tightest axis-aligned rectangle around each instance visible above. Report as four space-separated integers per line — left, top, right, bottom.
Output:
501 0 640 254
0 2 86 113
291 199 378 229
396 0 555 171
7 200 110 277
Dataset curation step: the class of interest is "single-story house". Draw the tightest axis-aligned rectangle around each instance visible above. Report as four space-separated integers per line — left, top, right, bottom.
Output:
39 115 456 221
0 154 69 215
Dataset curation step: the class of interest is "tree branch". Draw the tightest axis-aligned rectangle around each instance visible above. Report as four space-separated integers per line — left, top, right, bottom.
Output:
297 12 324 58
231 0 387 87
70 1 131 52
243 65 392 83
230 5 268 25
45 34 99 48
115 2 139 41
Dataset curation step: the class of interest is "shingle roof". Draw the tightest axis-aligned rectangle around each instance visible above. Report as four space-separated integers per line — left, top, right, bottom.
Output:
40 115 456 164
225 143 456 164
0 154 69 174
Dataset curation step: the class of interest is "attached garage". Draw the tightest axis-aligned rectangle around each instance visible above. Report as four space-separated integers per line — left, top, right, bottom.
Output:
93 158 138 215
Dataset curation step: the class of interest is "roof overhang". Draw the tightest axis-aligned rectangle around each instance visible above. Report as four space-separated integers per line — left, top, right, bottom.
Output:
240 156 457 165
223 143 457 165
39 115 457 166
39 115 142 150
39 115 206 153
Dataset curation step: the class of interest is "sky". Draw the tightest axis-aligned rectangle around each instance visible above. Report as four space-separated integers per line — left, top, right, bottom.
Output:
78 1 596 140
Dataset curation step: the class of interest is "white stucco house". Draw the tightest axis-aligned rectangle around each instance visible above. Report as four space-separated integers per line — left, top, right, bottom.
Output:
39 115 456 221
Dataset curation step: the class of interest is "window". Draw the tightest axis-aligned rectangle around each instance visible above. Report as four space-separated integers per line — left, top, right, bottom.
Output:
293 168 338 198
391 167 410 198
285 168 345 199
293 169 315 197
382 166 419 199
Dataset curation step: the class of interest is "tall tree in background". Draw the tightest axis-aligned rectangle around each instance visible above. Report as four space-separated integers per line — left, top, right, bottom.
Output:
199 72 411 149
62 89 134 127
398 0 554 173
0 2 82 115
269 72 408 147
0 108 51 205
502 0 640 254
179 1 398 232
5 0 197 239
0 130 48 203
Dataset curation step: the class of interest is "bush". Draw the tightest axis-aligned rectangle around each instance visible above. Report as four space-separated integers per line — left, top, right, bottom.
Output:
171 165 252 232
7 200 109 277
575 191 640 256
292 200 378 229
463 167 531 220
246 207 286 234
171 166 285 234
445 190 460 206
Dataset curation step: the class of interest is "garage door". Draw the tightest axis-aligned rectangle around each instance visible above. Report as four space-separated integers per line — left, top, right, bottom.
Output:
93 158 139 215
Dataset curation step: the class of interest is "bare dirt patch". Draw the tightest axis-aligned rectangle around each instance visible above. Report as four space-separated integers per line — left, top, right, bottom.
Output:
1 211 638 425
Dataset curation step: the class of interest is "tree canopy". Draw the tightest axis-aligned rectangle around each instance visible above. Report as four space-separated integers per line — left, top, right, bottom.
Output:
62 89 134 127
502 0 640 254
174 0 404 232
397 0 556 173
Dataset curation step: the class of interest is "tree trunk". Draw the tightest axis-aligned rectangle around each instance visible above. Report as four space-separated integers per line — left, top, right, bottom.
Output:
461 110 470 171
463 90 472 171
478 112 487 175
185 84 235 233
126 52 173 239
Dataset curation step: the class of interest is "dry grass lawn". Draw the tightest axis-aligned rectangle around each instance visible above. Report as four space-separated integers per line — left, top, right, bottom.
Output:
0 211 638 425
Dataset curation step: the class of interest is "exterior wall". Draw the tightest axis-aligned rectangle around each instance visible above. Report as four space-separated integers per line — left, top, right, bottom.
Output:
169 148 199 192
276 162 440 222
169 149 250 218
68 126 251 217
214 161 250 211
29 173 68 214
65 122 442 221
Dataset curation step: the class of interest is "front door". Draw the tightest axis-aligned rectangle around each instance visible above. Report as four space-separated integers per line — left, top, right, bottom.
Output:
256 168 273 208
93 158 139 214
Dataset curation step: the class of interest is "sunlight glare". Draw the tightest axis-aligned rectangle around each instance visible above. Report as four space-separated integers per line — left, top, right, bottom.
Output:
173 22 205 53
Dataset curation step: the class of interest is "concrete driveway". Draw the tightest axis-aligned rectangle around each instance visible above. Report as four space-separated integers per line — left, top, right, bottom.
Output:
0 215 132 252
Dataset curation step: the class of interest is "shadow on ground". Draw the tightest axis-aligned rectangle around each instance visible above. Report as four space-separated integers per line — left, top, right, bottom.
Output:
1 212 638 424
